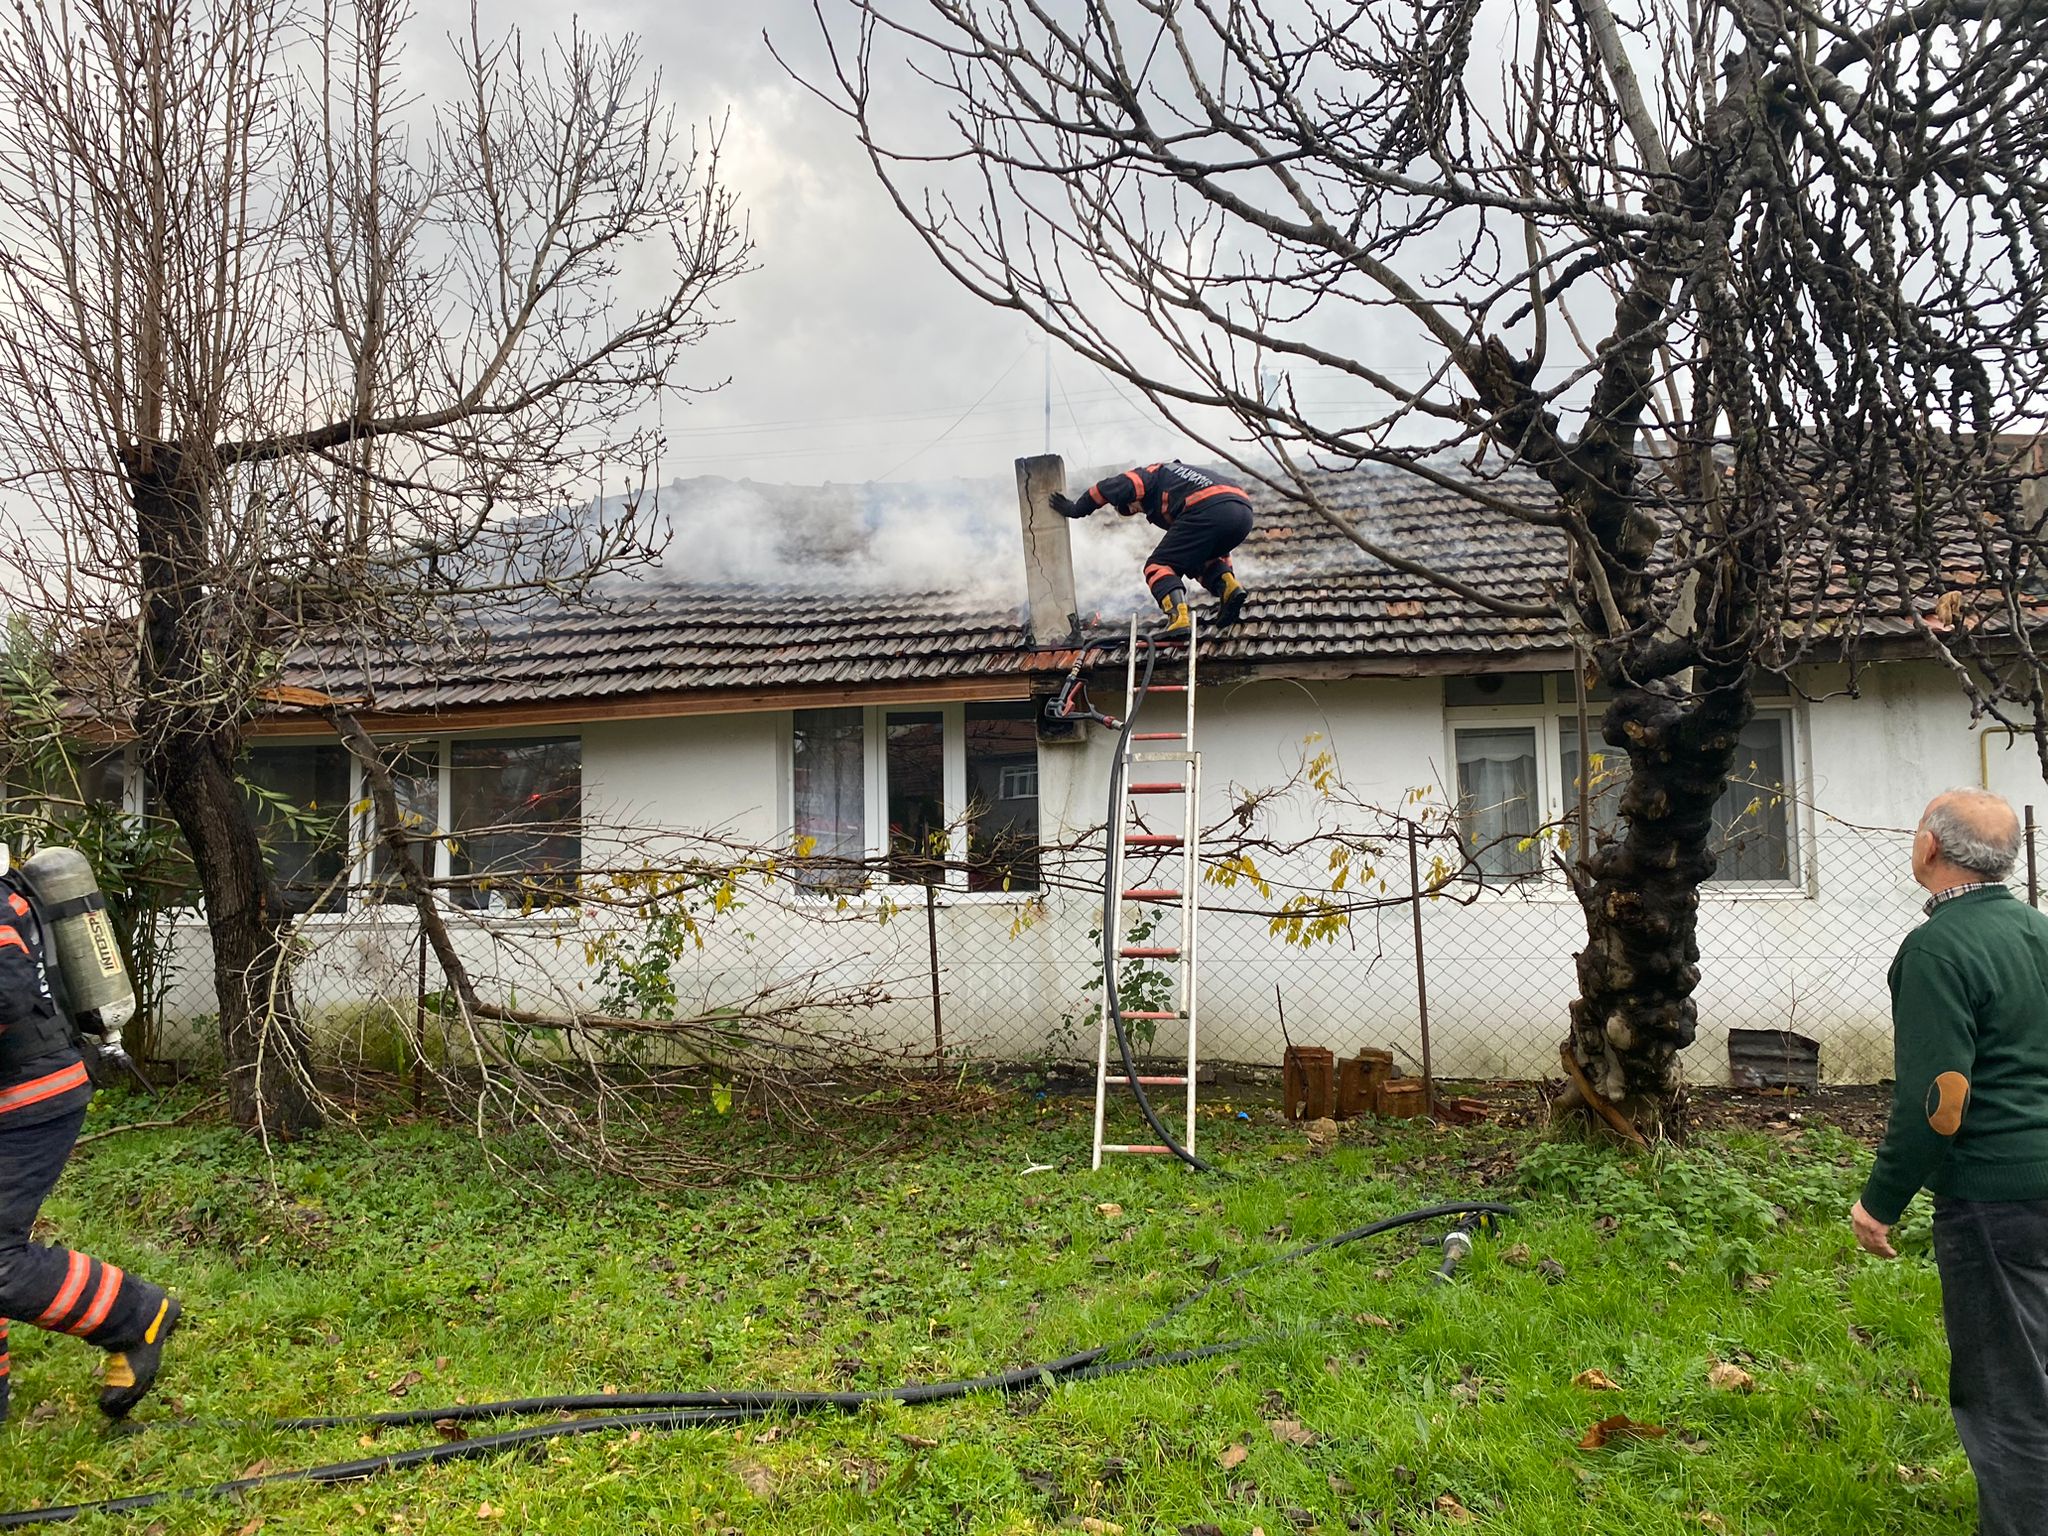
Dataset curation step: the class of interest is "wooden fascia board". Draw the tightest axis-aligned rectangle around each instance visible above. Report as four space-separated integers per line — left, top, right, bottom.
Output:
243 674 1038 739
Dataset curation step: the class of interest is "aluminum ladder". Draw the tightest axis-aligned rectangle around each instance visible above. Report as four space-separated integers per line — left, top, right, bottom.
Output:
1091 610 1201 1168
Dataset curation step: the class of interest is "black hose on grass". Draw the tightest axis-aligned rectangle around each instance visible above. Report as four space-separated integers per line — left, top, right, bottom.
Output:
0 1199 1514 1526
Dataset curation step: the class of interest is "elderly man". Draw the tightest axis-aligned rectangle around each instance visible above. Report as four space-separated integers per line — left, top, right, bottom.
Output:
1852 788 2048 1536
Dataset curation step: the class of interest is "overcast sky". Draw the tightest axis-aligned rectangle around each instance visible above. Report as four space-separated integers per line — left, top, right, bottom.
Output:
409 0 1183 490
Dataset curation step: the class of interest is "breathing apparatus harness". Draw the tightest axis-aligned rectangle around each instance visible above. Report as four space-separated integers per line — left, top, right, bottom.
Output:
0 842 152 1090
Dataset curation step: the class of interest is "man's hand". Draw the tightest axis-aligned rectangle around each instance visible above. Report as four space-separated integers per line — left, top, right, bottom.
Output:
1851 1200 1898 1258
1049 492 1086 519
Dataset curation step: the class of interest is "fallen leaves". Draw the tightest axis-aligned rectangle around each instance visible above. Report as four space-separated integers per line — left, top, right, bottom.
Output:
1095 1203 1123 1217
1707 1362 1756 1393
1266 1417 1317 1447
1578 1414 1669 1450
736 1460 776 1499
1434 1493 1477 1524
1219 1443 1250 1470
1572 1368 1621 1392
1078 1520 1123 1534
386 1369 424 1399
1538 1257 1568 1285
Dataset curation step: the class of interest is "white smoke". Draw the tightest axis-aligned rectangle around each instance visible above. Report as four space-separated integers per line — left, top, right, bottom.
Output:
641 469 1176 626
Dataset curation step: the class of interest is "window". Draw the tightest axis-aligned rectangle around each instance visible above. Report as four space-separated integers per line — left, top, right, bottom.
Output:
885 711 947 884
3 748 126 819
967 703 1041 892
449 738 581 911
788 701 1042 895
793 708 866 893
1453 726 1542 879
361 745 442 903
243 744 351 914
1447 672 1801 886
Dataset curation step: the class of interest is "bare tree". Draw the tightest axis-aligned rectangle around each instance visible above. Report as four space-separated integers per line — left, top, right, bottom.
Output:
800 0 2048 1136
0 0 748 1131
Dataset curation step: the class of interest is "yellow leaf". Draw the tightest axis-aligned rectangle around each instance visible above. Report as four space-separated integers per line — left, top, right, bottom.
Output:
1572 1369 1621 1392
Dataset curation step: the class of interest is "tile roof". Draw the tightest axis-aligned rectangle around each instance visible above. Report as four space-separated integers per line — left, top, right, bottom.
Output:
275 460 1991 719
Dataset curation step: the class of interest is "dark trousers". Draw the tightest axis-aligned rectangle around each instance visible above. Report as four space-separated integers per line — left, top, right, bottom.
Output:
1 1105 162 1369
1143 497 1255 603
1933 1196 2048 1536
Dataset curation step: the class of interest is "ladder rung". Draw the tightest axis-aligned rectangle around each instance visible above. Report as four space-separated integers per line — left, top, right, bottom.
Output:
1119 946 1181 959
1102 1144 1175 1154
1108 1075 1188 1086
1121 888 1182 901
1120 1010 1184 1021
1125 834 1184 847
1145 684 1188 693
1133 732 1184 740
1128 782 1185 794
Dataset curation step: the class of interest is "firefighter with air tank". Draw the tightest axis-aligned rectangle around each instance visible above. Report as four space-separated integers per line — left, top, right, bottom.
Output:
0 841 180 1428
1051 460 1255 634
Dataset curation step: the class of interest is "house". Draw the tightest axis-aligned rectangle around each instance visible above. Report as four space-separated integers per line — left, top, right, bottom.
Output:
91 460 2048 1083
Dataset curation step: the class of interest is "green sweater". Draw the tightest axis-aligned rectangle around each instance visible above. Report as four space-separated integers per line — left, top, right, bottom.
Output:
1862 885 2048 1224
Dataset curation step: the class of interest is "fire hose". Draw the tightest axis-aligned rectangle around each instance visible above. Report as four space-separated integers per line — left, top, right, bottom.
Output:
0 1198 1512 1526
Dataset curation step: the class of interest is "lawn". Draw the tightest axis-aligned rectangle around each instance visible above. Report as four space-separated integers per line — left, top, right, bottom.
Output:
0 1083 1972 1535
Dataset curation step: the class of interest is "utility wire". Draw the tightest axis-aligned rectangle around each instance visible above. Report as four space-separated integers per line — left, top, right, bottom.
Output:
875 343 1039 481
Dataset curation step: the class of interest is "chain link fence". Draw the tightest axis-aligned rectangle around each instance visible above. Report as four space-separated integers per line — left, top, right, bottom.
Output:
131 792 2031 1093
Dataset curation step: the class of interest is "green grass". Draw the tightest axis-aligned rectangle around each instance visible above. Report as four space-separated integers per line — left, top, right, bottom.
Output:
0 1088 1972 1534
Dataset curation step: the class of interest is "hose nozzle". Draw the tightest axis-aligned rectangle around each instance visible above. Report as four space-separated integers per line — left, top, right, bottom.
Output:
1430 1211 1499 1285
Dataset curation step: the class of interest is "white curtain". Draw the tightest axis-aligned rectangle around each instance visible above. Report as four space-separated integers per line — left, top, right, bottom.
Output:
794 708 866 892
1455 728 1539 878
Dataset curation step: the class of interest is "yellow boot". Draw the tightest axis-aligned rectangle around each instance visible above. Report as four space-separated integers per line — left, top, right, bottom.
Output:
1155 591 1192 634
1216 571 1249 628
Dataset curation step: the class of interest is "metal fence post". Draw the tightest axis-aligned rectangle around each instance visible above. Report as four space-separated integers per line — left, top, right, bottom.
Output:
1408 824 1434 1114
2029 805 2039 909
925 878 945 1066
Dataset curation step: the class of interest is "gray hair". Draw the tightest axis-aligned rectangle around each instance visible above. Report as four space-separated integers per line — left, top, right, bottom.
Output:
1922 788 2022 879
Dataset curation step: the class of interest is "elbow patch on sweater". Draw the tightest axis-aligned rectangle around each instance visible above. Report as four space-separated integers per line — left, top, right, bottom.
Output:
1926 1071 1971 1137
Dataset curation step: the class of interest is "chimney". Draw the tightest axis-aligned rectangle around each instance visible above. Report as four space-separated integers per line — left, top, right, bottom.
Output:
1014 453 1081 648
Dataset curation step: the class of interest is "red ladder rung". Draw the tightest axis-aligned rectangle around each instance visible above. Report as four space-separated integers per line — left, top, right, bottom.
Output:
1128 782 1186 794
1121 887 1182 901
1119 946 1181 959
1120 1010 1184 1021
1125 834 1183 847
1102 1144 1174 1154
1107 1074 1189 1086
1132 732 1185 740
1146 684 1188 693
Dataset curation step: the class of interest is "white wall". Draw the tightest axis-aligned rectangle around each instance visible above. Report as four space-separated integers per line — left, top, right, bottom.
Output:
152 660 2036 1088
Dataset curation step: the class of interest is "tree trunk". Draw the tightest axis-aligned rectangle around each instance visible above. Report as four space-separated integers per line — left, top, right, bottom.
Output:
131 452 322 1134
1561 666 1752 1139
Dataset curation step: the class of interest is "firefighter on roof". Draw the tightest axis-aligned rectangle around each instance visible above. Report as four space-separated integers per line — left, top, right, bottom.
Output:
1051 461 1254 634
0 843 180 1428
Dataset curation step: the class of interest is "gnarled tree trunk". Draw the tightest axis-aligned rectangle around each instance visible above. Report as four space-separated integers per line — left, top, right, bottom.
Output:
1563 669 1752 1139
132 452 321 1134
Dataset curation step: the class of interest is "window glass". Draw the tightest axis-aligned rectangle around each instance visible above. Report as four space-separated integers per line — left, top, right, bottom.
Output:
449 738 581 911
243 744 351 914
885 711 946 884
3 748 124 818
1444 673 1544 708
363 745 442 903
1454 726 1541 879
1712 715 1796 881
1558 735 1625 843
965 703 1040 892
792 708 866 893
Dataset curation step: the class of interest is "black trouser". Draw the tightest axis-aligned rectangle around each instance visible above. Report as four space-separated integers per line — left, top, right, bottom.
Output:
1933 1196 2048 1536
1142 496 1254 604
1 1104 165 1389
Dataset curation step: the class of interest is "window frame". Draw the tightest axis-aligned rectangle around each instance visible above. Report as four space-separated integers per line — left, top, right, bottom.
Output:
1443 673 1808 894
1446 713 1552 884
785 700 1043 902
